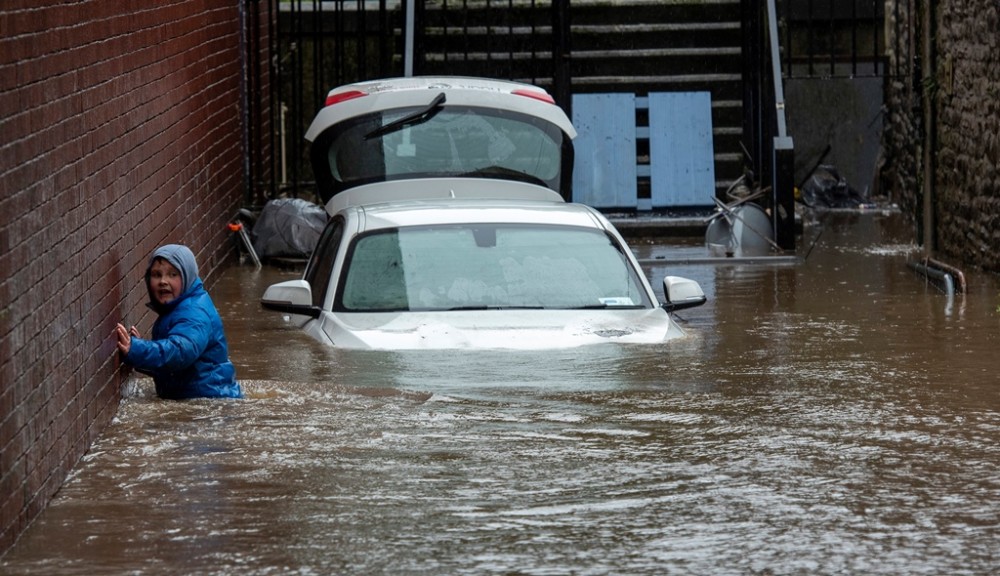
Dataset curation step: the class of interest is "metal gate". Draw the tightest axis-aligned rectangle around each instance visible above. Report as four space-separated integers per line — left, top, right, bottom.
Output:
244 0 890 247
243 0 570 206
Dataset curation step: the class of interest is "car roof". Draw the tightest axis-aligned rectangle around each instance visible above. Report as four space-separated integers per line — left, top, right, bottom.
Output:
350 196 610 235
323 177 565 215
305 76 577 142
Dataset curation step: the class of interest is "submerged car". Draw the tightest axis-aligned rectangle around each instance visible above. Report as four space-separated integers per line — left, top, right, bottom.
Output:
261 76 706 349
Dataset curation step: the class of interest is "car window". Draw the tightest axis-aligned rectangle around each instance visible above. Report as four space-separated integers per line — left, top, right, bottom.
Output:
318 106 567 195
336 225 651 312
304 217 345 308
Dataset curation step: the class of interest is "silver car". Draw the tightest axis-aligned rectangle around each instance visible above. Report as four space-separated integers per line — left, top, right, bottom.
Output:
261 77 705 349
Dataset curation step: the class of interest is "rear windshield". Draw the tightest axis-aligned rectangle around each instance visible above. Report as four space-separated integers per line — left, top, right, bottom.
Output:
336 224 652 312
313 105 569 197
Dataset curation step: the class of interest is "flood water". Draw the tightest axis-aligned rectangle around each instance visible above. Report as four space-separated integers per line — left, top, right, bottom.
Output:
3 211 999 575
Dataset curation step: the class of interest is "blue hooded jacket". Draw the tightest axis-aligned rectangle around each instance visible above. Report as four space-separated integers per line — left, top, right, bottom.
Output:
125 244 242 400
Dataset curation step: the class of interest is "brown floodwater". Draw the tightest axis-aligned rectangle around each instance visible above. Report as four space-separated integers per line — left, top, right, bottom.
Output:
2 211 999 575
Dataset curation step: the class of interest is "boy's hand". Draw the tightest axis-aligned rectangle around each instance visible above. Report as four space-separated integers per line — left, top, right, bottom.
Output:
115 323 139 355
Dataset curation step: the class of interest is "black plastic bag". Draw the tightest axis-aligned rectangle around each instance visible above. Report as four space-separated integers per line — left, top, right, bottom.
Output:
251 198 327 259
800 165 865 208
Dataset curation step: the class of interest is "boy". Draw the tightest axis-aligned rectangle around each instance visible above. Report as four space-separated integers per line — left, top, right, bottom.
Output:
116 244 242 399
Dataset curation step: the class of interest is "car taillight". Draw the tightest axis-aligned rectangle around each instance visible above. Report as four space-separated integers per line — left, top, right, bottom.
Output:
512 89 555 104
325 90 368 107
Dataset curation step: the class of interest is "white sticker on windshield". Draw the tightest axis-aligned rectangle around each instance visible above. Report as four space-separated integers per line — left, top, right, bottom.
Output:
599 297 635 306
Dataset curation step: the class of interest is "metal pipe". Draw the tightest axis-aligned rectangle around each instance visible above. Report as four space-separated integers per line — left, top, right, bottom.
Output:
766 0 795 250
926 258 967 294
404 0 415 76
828 0 835 77
907 261 954 297
279 102 288 186
238 0 251 206
807 0 815 76
551 0 571 115
921 0 936 254
783 0 791 77
852 0 858 76
767 0 788 138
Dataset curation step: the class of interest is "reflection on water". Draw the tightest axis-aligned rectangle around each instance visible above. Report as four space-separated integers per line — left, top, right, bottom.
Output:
3 212 999 575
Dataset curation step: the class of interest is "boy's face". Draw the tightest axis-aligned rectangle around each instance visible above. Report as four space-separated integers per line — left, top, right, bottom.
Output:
149 259 183 305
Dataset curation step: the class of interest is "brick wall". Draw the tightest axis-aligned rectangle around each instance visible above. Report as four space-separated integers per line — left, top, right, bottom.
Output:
0 1 250 554
881 0 1000 271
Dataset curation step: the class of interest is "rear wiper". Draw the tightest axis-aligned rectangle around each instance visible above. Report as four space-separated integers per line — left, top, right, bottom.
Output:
364 92 446 140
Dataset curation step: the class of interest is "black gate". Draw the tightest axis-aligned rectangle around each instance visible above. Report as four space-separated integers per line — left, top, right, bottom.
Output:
245 0 889 250
260 1 402 202
244 0 570 205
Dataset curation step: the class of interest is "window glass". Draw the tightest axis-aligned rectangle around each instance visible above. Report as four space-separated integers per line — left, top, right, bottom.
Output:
323 106 566 194
338 225 650 312
304 217 344 309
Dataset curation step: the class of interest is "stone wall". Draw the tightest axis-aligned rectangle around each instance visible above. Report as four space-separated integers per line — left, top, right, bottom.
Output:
881 0 1000 271
881 0 923 224
933 0 1000 270
0 1 250 554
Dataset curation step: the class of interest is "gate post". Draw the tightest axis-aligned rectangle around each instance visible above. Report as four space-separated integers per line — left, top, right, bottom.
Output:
773 136 795 250
551 0 571 116
404 0 416 76
766 0 794 251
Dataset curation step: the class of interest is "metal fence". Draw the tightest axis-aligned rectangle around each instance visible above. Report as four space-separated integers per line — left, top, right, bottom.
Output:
267 1 402 200
253 0 570 203
780 0 887 79
248 0 890 217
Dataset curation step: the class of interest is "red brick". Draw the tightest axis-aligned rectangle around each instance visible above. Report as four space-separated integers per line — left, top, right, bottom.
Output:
0 0 245 555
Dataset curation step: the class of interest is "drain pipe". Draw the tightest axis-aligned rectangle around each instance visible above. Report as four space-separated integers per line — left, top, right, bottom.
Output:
920 0 937 254
238 0 251 206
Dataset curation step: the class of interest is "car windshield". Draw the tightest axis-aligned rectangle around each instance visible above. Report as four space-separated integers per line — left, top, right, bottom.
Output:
317 105 568 195
337 225 652 312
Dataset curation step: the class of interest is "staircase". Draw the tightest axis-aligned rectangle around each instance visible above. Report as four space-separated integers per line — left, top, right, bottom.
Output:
414 0 746 198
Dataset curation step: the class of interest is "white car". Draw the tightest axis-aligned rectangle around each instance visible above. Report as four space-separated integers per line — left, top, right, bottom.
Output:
261 77 705 349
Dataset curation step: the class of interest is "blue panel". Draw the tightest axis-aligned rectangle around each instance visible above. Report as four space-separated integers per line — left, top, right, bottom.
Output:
571 93 637 208
648 92 716 208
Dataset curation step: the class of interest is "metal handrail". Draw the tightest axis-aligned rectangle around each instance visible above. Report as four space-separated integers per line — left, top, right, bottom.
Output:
767 0 795 251
767 0 788 140
742 0 795 251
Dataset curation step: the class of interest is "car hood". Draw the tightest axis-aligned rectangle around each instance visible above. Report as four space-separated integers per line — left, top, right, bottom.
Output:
311 309 686 350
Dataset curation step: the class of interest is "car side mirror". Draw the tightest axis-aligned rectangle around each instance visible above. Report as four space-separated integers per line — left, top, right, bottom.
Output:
261 279 322 319
662 276 707 312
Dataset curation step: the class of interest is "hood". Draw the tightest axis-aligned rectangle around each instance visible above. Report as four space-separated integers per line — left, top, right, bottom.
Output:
316 309 684 350
145 244 200 309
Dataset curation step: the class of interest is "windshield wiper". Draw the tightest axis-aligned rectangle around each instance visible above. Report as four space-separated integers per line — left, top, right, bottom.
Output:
364 92 446 140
